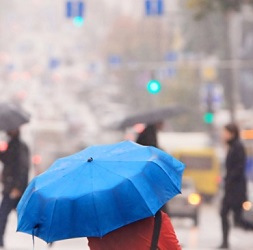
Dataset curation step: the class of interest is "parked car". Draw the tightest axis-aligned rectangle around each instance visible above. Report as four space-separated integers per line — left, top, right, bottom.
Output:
242 181 253 227
163 178 201 226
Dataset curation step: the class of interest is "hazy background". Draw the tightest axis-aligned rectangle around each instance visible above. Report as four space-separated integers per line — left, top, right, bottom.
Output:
1 0 253 166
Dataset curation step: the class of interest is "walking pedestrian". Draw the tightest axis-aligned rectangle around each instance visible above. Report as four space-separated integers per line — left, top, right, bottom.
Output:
136 122 163 148
88 210 181 250
0 129 29 247
218 123 247 249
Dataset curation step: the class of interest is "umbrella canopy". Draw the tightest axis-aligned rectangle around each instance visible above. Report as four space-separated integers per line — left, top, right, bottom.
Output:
17 141 184 243
117 105 186 129
0 102 30 131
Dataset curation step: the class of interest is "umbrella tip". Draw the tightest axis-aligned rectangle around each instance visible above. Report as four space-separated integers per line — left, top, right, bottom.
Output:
87 157 93 162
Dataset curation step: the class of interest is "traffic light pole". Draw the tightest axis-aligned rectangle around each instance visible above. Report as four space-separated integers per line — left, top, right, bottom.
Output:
204 83 216 145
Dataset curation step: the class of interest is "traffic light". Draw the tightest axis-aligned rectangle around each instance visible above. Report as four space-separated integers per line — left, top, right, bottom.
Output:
203 112 214 124
66 1 85 27
73 16 84 27
203 84 215 124
146 80 161 94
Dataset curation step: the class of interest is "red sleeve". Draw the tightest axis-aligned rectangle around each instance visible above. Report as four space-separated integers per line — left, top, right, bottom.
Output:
158 212 182 250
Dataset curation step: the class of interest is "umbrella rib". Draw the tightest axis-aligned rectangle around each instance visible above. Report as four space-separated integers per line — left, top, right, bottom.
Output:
151 161 182 195
124 178 154 215
91 170 102 237
32 161 86 193
95 160 181 196
47 200 57 243
44 163 86 242
93 161 154 215
147 147 182 194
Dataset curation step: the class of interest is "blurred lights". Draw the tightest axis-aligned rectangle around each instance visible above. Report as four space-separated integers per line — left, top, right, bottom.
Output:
9 71 31 81
73 16 84 27
15 91 28 101
202 66 217 81
0 141 8 152
146 80 161 94
216 175 222 184
21 72 31 81
52 73 61 82
10 72 20 81
32 154 42 165
243 201 252 211
133 123 145 134
241 130 253 140
188 193 201 206
0 52 10 63
203 112 214 124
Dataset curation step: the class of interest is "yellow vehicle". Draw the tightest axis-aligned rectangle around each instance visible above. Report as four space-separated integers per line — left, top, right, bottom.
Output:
173 148 220 200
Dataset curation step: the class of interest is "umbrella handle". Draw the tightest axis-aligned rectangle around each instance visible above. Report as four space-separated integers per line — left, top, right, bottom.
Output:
32 230 35 250
32 225 39 250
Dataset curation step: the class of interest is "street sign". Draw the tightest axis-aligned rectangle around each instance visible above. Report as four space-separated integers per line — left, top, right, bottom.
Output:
165 51 178 62
200 83 224 110
145 0 164 16
49 58 60 70
66 1 72 18
165 51 178 78
108 55 122 67
66 1 84 18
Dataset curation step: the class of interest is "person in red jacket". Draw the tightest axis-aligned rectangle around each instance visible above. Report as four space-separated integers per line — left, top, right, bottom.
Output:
88 211 181 250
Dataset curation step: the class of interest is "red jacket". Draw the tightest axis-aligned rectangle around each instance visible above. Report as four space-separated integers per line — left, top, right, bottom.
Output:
88 212 181 250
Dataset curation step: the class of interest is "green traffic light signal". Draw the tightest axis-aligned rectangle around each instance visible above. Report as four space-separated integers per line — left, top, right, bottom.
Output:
147 80 161 94
73 16 84 27
203 112 214 124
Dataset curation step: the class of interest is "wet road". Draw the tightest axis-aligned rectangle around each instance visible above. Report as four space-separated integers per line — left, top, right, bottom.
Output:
3 203 252 250
174 203 252 250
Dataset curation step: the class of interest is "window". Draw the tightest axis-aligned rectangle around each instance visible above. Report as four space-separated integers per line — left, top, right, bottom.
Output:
180 155 212 170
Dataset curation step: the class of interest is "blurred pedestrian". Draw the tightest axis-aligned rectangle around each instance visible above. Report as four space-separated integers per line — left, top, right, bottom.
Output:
136 122 163 148
218 123 247 249
88 210 181 250
0 129 29 247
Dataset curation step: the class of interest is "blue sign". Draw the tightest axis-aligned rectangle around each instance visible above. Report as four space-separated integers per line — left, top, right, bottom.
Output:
66 1 85 18
49 58 60 70
66 1 72 18
165 51 178 62
145 0 164 16
200 83 224 110
165 51 178 78
167 68 176 78
108 55 122 66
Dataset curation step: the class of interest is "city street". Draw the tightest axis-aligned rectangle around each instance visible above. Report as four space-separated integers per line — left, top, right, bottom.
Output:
1 1 253 250
2 203 252 250
174 204 253 250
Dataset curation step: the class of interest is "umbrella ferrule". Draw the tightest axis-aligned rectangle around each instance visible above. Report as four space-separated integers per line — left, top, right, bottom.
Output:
87 157 93 162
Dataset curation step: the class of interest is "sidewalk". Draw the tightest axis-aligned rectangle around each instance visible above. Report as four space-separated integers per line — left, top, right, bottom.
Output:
3 211 90 250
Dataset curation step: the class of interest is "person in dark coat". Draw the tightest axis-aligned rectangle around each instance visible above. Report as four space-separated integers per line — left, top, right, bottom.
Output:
136 122 163 148
0 129 29 247
218 123 247 249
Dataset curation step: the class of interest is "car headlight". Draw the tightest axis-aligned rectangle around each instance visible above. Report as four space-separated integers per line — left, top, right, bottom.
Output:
188 193 201 206
243 201 252 211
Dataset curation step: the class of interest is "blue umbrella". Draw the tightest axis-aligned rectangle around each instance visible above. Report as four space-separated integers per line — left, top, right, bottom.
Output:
17 141 184 243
